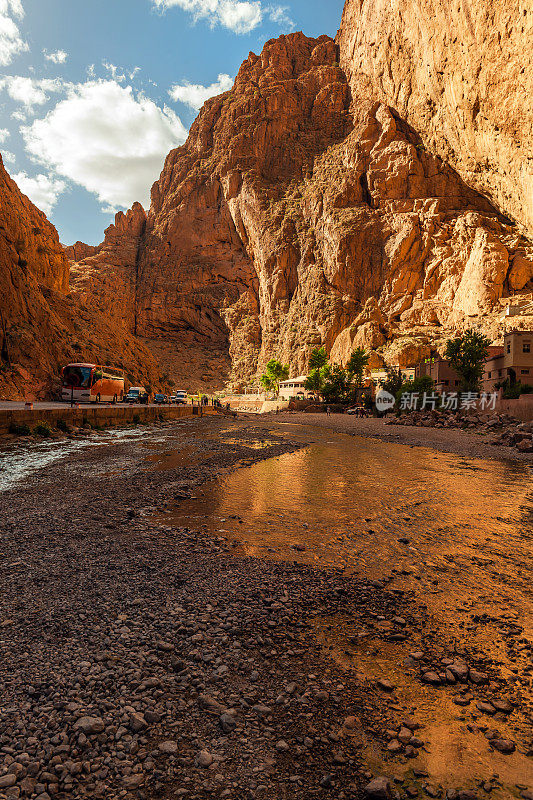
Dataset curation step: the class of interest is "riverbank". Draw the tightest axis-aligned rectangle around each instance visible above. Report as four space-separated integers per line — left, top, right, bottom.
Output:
276 412 533 464
0 417 531 800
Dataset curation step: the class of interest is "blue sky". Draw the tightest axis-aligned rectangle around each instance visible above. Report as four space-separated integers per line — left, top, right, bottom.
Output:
0 0 344 245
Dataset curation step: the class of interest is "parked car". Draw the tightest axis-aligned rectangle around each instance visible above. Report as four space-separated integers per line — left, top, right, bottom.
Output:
153 393 168 404
346 406 369 417
172 390 188 405
125 386 149 404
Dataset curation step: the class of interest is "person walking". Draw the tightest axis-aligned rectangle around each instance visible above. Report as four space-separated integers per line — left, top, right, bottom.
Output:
326 405 331 417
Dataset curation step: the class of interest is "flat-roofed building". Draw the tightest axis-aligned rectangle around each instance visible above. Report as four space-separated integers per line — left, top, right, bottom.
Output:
415 352 461 392
371 366 416 387
483 331 533 392
278 375 313 400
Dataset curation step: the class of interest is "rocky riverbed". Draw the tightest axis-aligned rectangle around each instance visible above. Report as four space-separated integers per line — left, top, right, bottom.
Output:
0 416 531 800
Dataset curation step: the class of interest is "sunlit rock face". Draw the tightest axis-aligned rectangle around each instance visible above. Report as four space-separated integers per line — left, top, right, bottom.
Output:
71 31 533 385
337 0 533 238
0 156 161 400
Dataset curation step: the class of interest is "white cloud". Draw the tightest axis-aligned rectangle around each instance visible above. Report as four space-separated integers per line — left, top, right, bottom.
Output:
12 170 66 214
0 75 67 108
0 127 9 143
169 72 233 110
103 61 126 83
152 0 294 34
44 49 68 64
266 4 292 27
0 0 28 66
22 79 188 210
103 62 142 83
2 150 15 164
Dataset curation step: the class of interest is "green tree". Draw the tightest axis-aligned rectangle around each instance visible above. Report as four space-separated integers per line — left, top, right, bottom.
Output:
346 347 370 388
395 375 435 411
260 359 289 395
304 367 325 398
380 364 405 397
309 346 328 371
321 365 351 404
445 330 491 391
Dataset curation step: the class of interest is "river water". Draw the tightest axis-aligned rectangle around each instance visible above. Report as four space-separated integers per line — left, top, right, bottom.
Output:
161 424 533 795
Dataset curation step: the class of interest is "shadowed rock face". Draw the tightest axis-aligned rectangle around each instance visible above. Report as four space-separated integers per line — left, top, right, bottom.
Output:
71 31 532 386
0 157 161 400
337 0 533 237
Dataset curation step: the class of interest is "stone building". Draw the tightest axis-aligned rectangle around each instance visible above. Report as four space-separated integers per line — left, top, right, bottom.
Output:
483 331 533 392
415 353 461 392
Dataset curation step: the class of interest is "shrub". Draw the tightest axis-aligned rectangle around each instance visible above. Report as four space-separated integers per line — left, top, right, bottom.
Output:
132 413 141 425
8 422 31 436
503 383 533 399
33 422 52 437
56 418 70 433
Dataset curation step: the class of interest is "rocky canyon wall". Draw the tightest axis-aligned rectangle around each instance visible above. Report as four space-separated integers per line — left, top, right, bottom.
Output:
337 0 533 237
0 156 161 400
71 31 533 388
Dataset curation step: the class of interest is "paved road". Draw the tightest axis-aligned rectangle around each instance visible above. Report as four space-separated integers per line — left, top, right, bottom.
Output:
0 401 188 410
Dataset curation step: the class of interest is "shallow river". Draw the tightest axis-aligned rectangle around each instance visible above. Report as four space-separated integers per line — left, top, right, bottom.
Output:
159 424 533 795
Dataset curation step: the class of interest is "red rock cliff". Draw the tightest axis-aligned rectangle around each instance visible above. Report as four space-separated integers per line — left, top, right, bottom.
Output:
0 156 162 399
71 31 533 387
337 0 533 237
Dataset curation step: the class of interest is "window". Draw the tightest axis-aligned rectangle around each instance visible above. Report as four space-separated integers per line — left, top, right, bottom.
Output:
444 379 449 386
521 369 530 375
524 342 531 353
488 372 492 379
507 343 511 354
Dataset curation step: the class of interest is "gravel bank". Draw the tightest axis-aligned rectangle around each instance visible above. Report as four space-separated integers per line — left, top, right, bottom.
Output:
0 416 531 800
0 418 410 800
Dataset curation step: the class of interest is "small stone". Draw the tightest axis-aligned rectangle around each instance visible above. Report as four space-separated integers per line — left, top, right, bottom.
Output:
492 698 513 713
158 741 178 755
448 662 469 682
364 776 392 799
476 701 496 715
490 738 515 754
0 775 17 789
73 717 105 735
469 670 488 685
422 671 442 685
129 712 147 732
387 739 402 753
275 740 290 752
123 774 144 790
219 713 236 733
377 678 395 692
196 750 214 768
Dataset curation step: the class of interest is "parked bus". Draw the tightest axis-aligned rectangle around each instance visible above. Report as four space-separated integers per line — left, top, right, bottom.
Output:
61 363 125 404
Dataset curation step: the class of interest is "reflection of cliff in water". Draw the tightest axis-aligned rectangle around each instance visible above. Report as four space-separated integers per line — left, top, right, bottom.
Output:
162 425 533 795
167 431 532 631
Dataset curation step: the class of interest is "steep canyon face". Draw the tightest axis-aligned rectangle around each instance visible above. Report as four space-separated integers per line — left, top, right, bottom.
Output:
70 31 533 388
337 0 533 237
0 157 161 400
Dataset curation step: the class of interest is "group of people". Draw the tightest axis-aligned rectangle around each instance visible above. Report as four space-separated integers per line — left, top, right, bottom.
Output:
195 396 224 409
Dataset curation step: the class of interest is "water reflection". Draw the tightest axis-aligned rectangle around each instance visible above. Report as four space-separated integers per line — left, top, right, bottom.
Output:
163 426 533 793
167 433 532 627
